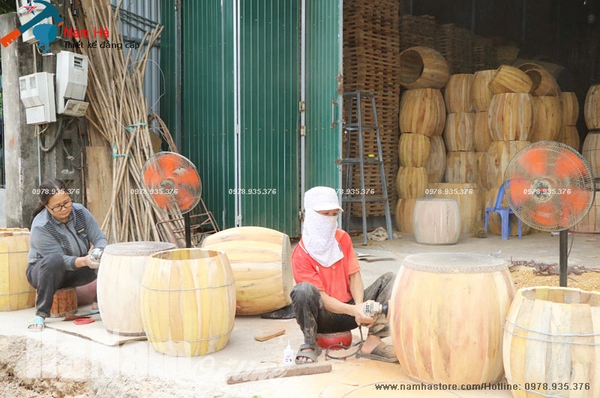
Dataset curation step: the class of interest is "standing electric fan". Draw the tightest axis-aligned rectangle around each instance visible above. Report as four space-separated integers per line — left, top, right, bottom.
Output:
141 152 202 247
504 141 596 286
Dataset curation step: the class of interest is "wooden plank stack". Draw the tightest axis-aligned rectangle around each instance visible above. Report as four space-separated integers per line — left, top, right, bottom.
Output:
399 14 436 52
435 24 474 74
473 36 496 71
344 0 401 216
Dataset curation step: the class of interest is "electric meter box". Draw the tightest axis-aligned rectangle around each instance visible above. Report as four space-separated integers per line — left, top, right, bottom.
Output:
56 51 89 117
19 72 56 125
17 0 53 44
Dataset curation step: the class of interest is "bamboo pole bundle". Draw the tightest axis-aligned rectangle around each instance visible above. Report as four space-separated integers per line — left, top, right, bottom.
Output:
69 0 183 244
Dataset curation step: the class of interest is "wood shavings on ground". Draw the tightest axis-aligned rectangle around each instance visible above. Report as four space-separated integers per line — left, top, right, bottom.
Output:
510 261 600 292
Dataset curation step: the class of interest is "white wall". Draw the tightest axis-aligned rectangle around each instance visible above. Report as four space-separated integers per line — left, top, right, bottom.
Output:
0 188 6 227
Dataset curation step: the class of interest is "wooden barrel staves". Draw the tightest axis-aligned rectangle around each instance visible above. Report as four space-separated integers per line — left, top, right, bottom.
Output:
399 88 446 137
582 132 600 178
425 136 446 183
471 70 495 112
486 141 531 188
504 287 600 397
584 85 600 130
518 63 559 97
571 194 600 233
427 183 480 234
413 198 461 245
390 253 515 384
97 241 176 335
489 65 533 95
474 111 493 152
488 93 533 141
558 125 581 152
396 166 428 199
443 112 474 152
201 226 293 316
528 96 562 142
398 133 430 168
140 248 236 357
444 74 474 113
560 92 579 126
444 151 478 184
399 46 449 90
0 230 35 311
395 198 417 233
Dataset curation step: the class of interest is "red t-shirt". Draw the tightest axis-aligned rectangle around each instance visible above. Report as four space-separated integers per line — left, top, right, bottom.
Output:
291 229 361 303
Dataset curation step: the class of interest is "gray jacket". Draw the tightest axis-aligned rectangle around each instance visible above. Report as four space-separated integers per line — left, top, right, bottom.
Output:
28 203 108 271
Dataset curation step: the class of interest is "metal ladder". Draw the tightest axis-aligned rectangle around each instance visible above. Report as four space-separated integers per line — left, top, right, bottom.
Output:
341 91 393 245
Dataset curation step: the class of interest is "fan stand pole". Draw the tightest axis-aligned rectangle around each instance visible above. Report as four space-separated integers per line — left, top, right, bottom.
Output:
185 213 192 248
559 230 568 287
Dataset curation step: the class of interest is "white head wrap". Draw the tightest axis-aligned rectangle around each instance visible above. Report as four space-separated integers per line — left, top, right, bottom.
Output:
302 186 344 267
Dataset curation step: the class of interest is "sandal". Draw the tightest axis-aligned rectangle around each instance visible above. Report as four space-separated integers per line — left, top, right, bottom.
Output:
27 316 45 332
356 342 398 363
295 343 322 365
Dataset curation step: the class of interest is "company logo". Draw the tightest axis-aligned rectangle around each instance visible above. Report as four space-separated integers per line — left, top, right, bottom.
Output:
0 1 63 54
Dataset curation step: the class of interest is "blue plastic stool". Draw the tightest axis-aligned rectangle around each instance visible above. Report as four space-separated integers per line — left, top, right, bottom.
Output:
484 181 522 240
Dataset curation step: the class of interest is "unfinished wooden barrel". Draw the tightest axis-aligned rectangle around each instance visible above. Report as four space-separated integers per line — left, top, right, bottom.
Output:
528 96 563 142
390 253 515 384
97 241 176 335
582 132 600 178
489 65 533 95
0 231 35 311
396 166 427 199
140 248 236 357
571 195 600 233
472 70 495 111
504 287 600 397
201 226 293 315
474 111 493 152
399 88 446 137
395 198 417 233
399 46 449 90
558 125 581 152
425 136 446 183
518 64 559 96
477 152 493 190
486 141 531 187
444 74 474 113
584 85 600 130
413 198 461 244
444 151 478 184
488 93 533 141
443 112 474 151
560 92 579 126
398 133 430 167
427 183 480 234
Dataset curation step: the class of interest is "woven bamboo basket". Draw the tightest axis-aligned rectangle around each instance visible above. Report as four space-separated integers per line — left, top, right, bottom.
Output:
504 287 600 397
391 253 515 384
0 230 35 311
201 226 293 316
140 248 236 357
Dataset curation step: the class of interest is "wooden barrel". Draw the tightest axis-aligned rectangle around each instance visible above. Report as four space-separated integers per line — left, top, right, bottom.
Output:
425 136 446 183
518 64 559 97
97 241 176 335
396 166 427 199
560 92 579 126
582 132 600 178
528 96 562 142
399 46 449 90
0 231 35 311
571 194 600 233
140 248 236 357
489 65 533 95
390 252 515 384
484 186 531 237
444 151 478 184
395 198 417 233
443 112 474 152
474 111 493 152
427 183 480 234
413 198 461 244
48 287 77 318
477 152 493 190
488 93 533 141
504 287 600 397
399 88 446 137
584 85 600 130
558 125 581 152
444 74 474 113
398 133 430 167
472 70 495 112
201 226 293 316
486 141 531 187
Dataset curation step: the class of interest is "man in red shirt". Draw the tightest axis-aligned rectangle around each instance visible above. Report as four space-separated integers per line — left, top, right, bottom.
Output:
291 186 397 364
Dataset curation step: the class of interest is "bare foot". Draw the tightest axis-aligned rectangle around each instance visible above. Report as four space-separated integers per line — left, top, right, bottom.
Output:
91 302 99 311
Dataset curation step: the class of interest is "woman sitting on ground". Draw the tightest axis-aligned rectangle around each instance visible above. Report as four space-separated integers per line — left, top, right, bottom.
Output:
26 179 107 331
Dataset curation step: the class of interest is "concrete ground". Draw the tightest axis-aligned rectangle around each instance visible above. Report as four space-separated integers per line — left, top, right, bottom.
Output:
0 231 599 398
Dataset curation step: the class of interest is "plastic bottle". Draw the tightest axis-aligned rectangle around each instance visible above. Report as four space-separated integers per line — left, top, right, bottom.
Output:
283 341 294 366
